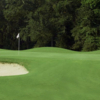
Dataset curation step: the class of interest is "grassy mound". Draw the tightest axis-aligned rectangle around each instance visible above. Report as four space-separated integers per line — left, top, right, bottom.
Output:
23 47 77 53
0 47 100 100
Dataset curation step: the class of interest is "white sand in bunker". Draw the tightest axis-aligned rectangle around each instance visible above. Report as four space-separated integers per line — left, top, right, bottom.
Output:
0 63 29 76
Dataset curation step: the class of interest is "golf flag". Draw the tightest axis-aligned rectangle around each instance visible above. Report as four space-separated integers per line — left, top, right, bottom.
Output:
16 33 20 55
16 33 19 39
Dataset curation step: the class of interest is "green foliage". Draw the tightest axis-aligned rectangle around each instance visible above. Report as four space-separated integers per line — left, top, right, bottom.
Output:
71 0 100 51
0 0 100 51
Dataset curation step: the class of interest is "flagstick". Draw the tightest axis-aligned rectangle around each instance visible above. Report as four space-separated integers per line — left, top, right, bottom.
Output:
18 33 20 55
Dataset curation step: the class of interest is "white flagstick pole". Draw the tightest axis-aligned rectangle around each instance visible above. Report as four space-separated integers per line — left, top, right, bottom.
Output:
17 33 20 55
18 33 20 55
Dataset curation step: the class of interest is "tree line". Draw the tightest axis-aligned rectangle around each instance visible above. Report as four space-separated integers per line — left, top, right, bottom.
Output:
0 0 100 51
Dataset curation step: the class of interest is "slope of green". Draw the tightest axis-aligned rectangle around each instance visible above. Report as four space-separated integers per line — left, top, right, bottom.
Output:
23 47 78 53
0 47 100 100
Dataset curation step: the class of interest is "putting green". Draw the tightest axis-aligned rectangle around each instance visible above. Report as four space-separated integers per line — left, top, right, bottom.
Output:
0 47 100 100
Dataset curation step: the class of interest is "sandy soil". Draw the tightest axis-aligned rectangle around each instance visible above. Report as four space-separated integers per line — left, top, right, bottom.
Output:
0 63 29 76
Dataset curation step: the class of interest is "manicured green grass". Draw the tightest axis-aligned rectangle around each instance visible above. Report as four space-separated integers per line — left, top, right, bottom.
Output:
0 47 100 100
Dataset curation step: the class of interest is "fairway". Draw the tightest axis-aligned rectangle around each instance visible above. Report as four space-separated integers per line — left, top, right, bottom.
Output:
0 47 100 100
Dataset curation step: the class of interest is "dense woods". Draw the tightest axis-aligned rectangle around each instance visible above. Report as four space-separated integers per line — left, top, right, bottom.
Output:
0 0 100 51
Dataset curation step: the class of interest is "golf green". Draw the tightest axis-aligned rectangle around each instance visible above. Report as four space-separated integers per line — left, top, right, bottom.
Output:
0 47 100 100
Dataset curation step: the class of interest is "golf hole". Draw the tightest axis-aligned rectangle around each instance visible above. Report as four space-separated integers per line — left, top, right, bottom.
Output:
0 63 29 76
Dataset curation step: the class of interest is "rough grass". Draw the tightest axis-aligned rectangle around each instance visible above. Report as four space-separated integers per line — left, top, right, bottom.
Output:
0 47 100 100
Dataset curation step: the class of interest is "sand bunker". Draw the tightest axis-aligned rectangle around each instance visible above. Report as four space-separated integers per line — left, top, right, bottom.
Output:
0 63 29 76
